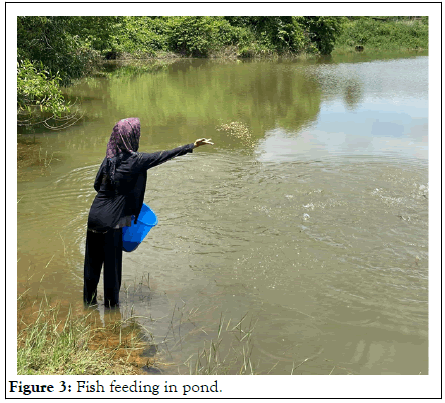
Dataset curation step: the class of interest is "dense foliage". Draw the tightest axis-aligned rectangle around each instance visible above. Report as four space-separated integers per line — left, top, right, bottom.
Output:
296 17 346 54
17 16 116 123
17 16 116 85
107 16 318 57
17 60 68 116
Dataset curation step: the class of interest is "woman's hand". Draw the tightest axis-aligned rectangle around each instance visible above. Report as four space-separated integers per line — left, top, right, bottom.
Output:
194 138 214 148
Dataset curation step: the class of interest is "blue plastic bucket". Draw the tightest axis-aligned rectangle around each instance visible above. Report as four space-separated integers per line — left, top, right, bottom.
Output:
122 204 158 252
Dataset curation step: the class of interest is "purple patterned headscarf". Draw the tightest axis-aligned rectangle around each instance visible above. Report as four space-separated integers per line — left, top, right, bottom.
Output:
106 117 141 183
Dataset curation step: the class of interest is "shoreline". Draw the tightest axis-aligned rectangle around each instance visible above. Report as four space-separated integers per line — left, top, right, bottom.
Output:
96 45 428 63
17 291 156 375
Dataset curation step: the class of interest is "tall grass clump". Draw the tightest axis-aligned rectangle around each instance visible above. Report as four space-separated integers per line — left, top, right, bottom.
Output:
17 295 149 375
184 313 257 375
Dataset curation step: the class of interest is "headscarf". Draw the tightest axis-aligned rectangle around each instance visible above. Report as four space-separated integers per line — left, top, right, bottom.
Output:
105 118 141 184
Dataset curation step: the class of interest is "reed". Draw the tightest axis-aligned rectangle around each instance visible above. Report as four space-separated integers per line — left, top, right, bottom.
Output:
183 312 258 375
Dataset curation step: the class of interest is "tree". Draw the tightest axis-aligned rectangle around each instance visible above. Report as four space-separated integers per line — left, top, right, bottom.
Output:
17 16 118 86
296 17 346 54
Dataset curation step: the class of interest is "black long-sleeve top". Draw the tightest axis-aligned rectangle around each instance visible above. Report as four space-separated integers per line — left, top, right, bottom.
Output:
87 143 194 232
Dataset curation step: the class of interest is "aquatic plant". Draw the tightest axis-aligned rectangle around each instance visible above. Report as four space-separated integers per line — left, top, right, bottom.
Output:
182 312 257 375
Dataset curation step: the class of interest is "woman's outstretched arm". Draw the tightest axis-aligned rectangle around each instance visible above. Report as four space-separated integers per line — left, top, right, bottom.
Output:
136 138 213 171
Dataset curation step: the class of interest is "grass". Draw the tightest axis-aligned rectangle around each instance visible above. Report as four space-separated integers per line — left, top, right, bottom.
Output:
334 18 428 54
16 268 356 375
173 304 361 375
183 312 257 375
16 283 360 375
17 292 154 375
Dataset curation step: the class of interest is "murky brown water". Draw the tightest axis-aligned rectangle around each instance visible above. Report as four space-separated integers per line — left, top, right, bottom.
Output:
17 53 428 375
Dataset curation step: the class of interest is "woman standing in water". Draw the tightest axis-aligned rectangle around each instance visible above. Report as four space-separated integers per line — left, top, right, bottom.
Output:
84 117 213 307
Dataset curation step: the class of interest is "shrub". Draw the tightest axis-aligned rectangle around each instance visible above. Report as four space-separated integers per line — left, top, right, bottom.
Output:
110 17 168 56
17 60 69 116
166 16 216 57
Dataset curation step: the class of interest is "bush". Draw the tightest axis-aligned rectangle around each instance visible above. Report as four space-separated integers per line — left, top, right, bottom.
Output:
166 16 215 57
17 60 69 116
164 16 243 57
110 17 169 55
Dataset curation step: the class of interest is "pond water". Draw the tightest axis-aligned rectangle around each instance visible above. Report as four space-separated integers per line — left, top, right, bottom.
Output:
17 52 428 375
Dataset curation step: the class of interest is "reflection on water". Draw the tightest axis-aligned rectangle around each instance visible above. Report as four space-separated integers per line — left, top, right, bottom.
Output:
17 53 428 375
257 56 428 163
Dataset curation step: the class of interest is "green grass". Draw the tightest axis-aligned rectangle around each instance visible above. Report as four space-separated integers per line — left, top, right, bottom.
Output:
17 284 358 375
17 294 150 375
334 18 428 53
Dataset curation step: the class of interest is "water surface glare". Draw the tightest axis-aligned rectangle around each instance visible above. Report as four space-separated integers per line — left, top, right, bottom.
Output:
17 54 428 375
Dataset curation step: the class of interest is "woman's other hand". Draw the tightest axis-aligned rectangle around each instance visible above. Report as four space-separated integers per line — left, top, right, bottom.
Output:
194 138 214 148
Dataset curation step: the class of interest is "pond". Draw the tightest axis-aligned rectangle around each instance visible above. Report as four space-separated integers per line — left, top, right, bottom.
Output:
17 52 428 375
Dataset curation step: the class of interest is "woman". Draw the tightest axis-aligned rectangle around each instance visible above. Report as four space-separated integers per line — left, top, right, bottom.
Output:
84 117 213 307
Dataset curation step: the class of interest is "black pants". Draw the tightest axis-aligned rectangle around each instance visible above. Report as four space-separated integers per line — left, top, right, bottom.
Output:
83 228 123 307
